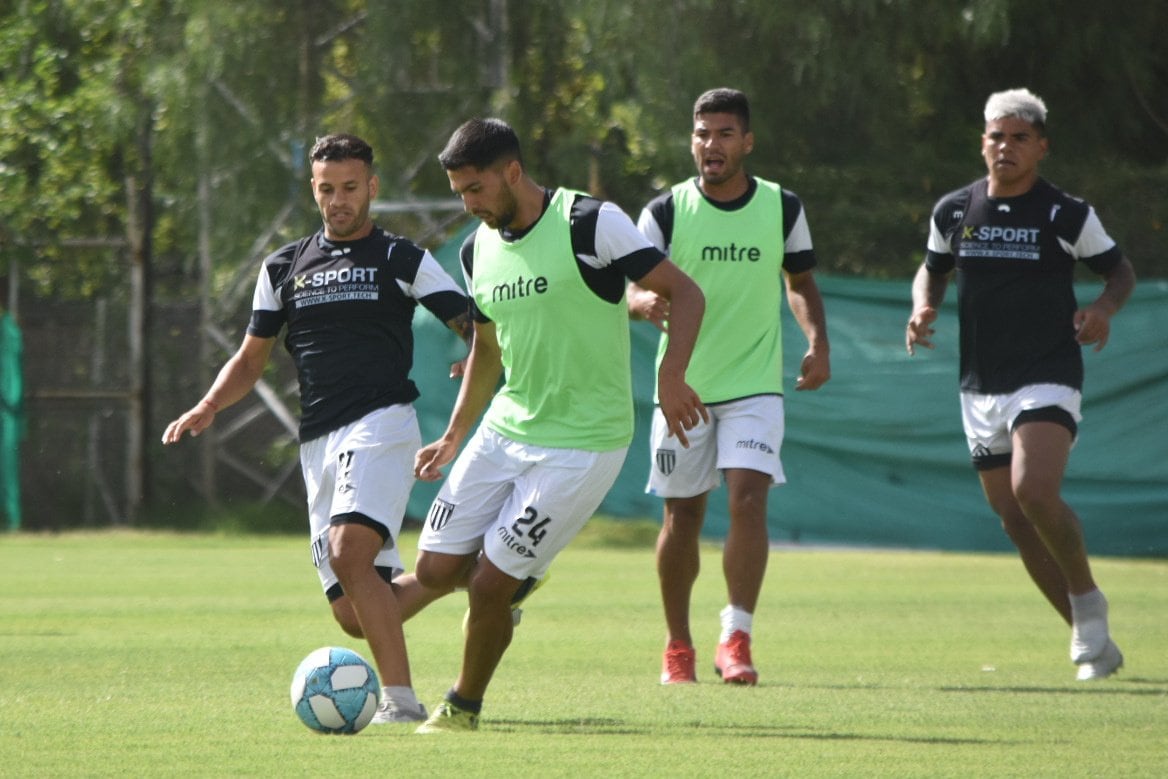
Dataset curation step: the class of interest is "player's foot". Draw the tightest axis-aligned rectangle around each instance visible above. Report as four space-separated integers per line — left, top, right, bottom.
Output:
462 571 551 636
1070 616 1109 665
1076 639 1124 681
1069 590 1109 664
371 697 428 724
415 701 479 733
715 630 758 685
660 640 697 684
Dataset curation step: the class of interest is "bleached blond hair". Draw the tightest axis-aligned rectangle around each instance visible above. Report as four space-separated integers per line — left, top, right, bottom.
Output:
984 88 1048 131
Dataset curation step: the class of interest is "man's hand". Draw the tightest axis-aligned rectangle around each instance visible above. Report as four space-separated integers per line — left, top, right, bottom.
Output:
906 306 938 355
795 349 831 391
415 437 460 482
657 369 708 448
161 400 219 444
1073 305 1113 352
627 284 670 332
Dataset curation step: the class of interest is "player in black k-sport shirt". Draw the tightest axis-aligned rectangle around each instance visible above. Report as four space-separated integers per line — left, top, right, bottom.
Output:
163 134 470 722
907 89 1136 682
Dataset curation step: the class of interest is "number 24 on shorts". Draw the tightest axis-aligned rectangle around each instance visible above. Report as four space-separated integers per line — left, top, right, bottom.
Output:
511 506 551 547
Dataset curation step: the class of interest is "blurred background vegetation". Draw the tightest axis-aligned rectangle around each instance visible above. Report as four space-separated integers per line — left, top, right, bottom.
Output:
2 0 1165 295
1 0 1165 529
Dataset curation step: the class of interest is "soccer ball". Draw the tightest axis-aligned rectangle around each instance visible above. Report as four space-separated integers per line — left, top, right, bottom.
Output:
290 646 381 734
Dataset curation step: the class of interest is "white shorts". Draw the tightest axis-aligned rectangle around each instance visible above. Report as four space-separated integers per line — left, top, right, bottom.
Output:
417 426 627 580
960 383 1081 468
300 404 420 595
646 394 786 499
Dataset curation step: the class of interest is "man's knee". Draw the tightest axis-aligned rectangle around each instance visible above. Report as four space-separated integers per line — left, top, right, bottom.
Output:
329 596 364 638
328 517 386 581
415 550 473 590
1012 477 1062 519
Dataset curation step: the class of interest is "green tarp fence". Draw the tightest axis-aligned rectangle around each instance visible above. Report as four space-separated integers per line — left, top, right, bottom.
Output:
408 223 1168 556
0 310 23 531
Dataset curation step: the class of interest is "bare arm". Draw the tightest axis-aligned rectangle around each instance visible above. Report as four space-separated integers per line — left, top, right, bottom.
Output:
906 263 951 355
161 334 276 443
414 319 503 481
634 259 708 447
784 268 831 391
1074 255 1136 352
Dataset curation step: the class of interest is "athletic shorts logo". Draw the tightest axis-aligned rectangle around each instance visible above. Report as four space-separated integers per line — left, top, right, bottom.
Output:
336 451 355 494
427 498 455 531
971 444 993 460
655 448 676 476
735 439 775 455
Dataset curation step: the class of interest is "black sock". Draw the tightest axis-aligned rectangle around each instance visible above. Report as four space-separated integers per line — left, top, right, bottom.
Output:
445 688 482 714
510 575 538 605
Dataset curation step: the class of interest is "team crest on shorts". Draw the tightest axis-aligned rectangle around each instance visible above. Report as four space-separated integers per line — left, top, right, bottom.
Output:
426 498 455 531
655 448 676 476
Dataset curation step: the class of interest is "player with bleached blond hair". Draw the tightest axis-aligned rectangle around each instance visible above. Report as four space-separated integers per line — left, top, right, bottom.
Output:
907 87 1137 681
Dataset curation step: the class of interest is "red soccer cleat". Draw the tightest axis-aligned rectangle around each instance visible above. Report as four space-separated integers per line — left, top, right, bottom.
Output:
660 640 697 684
714 630 758 685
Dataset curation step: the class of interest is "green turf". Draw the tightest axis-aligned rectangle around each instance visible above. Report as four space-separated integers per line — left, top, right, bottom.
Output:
1 526 1165 777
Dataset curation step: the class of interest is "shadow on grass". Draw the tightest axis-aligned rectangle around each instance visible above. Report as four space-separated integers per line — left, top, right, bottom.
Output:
938 680 1168 696
486 717 996 745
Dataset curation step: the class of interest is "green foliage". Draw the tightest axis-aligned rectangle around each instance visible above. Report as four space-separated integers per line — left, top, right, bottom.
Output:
2 531 1167 776
1 0 1165 305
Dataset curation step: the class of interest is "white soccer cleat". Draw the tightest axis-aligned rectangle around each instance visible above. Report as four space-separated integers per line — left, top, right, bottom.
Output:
1076 639 1124 681
371 698 428 724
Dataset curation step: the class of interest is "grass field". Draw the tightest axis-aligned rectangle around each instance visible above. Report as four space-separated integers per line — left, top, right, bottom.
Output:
1 525 1165 777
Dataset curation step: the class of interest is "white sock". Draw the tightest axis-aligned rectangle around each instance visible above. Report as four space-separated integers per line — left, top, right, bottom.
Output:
1069 589 1109 664
719 604 753 643
382 685 419 710
1070 589 1107 622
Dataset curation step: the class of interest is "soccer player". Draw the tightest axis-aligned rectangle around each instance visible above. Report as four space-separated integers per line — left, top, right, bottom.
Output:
627 88 831 686
162 134 469 722
906 88 1136 680
411 117 707 732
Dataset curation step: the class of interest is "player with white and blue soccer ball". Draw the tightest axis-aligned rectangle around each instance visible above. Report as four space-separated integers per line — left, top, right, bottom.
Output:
290 646 380 734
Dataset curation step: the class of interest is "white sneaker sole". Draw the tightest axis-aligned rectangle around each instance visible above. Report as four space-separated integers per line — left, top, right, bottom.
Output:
1076 640 1123 681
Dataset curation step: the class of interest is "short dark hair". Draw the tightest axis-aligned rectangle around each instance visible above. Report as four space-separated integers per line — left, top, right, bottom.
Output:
693 88 751 133
438 118 523 171
309 134 374 166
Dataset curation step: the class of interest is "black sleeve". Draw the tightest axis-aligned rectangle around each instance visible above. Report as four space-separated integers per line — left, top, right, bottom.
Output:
570 194 665 303
645 191 674 248
459 232 490 323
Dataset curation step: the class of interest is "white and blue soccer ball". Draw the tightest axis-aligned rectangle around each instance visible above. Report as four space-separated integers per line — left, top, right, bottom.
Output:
290 646 380 734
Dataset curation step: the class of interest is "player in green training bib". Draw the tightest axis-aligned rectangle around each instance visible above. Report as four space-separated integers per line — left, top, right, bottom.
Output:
411 118 707 733
628 88 831 686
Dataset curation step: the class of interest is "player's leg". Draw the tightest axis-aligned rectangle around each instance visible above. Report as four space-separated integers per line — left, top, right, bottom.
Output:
451 555 524 702
712 470 769 686
1012 417 1120 677
647 406 718 683
1010 420 1095 595
328 519 411 685
658 493 707 648
977 465 1072 624
324 405 437 721
390 570 459 620
711 396 785 685
420 439 626 731
722 468 771 614
414 427 526 732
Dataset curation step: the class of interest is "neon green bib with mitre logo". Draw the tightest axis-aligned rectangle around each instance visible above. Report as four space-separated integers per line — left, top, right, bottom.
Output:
655 177 785 403
472 188 633 451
